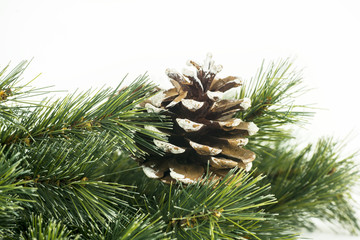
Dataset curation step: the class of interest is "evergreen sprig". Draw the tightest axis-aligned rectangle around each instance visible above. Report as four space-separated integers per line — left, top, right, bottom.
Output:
82 212 170 240
9 134 135 226
129 169 297 240
237 59 313 155
236 59 360 235
0 146 36 237
20 214 79 240
259 138 360 234
0 60 45 104
0 60 48 130
1 73 170 156
0 62 170 239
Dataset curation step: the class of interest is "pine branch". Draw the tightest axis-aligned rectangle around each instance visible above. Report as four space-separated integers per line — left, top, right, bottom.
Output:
131 169 298 239
7 133 137 228
1 73 170 157
0 61 49 130
236 59 313 155
80 211 171 240
257 138 360 234
0 146 36 238
0 61 173 239
233 58 359 236
19 214 79 240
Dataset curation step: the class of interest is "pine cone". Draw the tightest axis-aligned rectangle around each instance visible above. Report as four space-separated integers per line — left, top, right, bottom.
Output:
140 54 259 184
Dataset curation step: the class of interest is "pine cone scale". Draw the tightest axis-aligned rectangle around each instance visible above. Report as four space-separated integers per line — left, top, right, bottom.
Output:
189 140 222 156
209 156 239 169
169 159 204 184
181 99 205 111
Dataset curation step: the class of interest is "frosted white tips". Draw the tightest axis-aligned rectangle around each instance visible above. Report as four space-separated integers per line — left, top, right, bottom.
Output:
189 141 222 155
203 53 213 70
145 103 163 113
142 166 161 179
245 162 253 172
240 98 251 110
148 91 166 107
168 160 205 184
207 91 224 101
218 118 242 128
229 138 248 146
181 99 204 111
176 118 205 132
170 171 196 184
234 77 244 85
169 170 194 184
144 125 163 135
165 68 178 76
247 122 259 136
170 168 190 184
166 101 178 108
182 68 195 77
210 64 223 74
153 139 186 154
210 157 238 169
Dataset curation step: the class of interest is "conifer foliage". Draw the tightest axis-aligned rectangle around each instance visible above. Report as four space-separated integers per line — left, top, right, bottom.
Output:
0 56 359 239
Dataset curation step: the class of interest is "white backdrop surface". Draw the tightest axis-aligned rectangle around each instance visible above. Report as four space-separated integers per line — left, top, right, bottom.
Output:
1 0 359 239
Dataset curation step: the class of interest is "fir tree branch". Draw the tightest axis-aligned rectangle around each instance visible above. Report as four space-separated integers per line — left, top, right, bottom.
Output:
131 169 298 239
0 61 173 239
0 61 48 101
81 212 171 240
0 61 49 131
0 146 36 238
236 59 313 155
257 138 360 234
19 214 79 240
7 133 137 227
1 74 170 157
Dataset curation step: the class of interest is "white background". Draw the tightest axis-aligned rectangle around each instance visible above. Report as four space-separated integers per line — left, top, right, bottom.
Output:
1 0 359 239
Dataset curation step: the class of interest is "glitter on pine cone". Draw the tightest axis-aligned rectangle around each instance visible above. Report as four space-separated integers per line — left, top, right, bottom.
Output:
140 53 259 184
